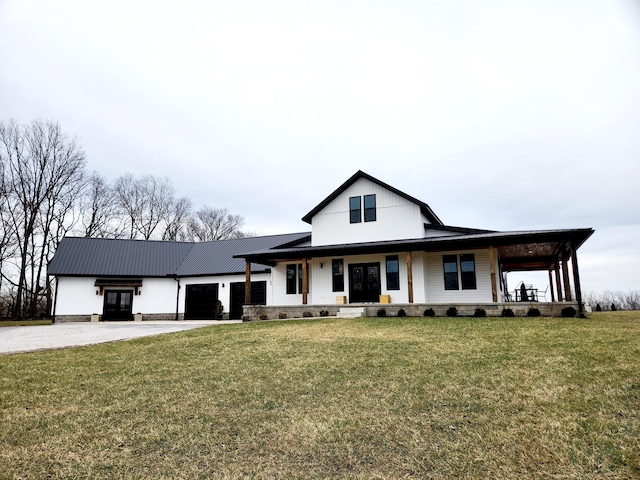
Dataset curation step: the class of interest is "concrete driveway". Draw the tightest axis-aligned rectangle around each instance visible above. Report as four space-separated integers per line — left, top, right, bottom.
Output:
0 320 241 355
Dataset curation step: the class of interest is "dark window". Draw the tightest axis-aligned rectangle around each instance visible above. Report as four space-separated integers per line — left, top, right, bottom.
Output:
460 254 477 290
298 263 303 293
349 196 361 223
386 255 400 290
364 194 376 222
286 264 297 294
443 255 459 290
332 259 344 292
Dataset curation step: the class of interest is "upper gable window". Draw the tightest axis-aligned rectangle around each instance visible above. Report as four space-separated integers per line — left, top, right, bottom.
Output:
349 196 361 223
349 195 376 223
364 194 376 222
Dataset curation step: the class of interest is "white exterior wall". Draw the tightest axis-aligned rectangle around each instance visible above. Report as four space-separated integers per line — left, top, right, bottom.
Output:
53 277 109 315
311 178 428 246
424 249 494 303
271 262 314 305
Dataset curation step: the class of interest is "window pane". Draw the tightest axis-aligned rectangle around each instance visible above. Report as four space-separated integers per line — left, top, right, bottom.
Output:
443 255 459 290
460 254 476 290
386 255 400 290
298 263 303 293
286 264 297 294
364 194 376 222
349 196 361 223
332 259 344 292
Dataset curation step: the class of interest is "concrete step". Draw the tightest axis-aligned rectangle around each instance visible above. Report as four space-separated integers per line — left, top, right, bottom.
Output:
337 307 366 318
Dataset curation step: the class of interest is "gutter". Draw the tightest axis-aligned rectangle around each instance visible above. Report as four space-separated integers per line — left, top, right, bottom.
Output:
172 276 181 321
52 276 58 324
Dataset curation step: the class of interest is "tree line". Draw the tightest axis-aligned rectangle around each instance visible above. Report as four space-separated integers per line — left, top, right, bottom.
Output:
0 119 248 319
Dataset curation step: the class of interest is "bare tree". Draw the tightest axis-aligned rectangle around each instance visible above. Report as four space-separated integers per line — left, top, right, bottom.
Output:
79 171 124 238
161 196 192 241
0 119 86 318
186 206 246 241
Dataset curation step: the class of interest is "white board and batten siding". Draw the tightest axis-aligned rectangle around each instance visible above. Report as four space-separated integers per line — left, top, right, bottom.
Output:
271 262 314 305
311 177 428 246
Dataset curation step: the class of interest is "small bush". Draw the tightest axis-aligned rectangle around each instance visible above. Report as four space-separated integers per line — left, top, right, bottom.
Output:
319 309 329 317
595 303 601 312
611 303 617 312
446 307 458 317
303 311 313 318
561 306 576 318
473 308 486 317
501 308 515 317
423 308 435 317
527 307 540 317
242 316 251 322
259 313 268 321
278 312 288 319
397 308 406 317
377 308 387 317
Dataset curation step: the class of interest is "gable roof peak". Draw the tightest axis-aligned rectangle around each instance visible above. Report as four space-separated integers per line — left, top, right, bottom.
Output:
301 170 443 225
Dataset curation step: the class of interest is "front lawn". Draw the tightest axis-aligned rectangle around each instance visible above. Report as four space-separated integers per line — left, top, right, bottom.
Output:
1 312 638 478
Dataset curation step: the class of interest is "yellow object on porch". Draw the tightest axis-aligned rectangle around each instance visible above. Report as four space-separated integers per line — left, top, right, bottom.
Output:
379 295 391 304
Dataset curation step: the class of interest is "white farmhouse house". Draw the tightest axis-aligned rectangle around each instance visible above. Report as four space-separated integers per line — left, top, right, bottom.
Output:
48 171 594 321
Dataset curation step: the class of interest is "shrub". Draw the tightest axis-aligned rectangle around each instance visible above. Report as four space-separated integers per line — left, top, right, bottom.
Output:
561 306 576 318
611 303 617 312
242 316 251 322
377 308 387 317
397 308 406 317
259 313 268 321
501 308 515 317
595 303 601 312
319 309 329 317
423 308 435 317
278 312 288 319
303 311 313 318
473 308 486 317
527 307 540 317
446 306 458 317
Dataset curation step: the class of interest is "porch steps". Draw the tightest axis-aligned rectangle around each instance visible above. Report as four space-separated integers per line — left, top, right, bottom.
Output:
337 307 366 318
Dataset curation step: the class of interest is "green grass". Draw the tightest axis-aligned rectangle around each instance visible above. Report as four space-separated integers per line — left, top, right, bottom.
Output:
1 312 639 479
0 319 51 328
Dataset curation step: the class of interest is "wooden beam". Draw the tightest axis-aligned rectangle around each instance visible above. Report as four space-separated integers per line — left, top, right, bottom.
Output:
406 251 414 303
548 268 556 302
245 261 252 306
554 262 563 302
570 241 584 317
489 246 498 302
302 259 308 305
561 251 572 301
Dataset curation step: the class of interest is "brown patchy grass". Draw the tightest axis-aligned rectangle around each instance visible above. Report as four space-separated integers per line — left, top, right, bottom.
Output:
0 311 639 479
0 319 51 328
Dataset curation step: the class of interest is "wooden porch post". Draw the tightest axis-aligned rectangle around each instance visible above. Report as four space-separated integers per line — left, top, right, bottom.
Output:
245 261 252 306
302 259 308 305
488 246 498 302
561 251 572 301
570 241 585 317
554 262 563 302
548 269 556 302
405 251 414 303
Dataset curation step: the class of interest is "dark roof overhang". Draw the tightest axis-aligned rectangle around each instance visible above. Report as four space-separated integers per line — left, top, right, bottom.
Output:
234 228 595 270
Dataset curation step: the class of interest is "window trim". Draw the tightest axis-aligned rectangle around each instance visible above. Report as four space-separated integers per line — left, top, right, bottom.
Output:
349 196 361 223
443 255 459 290
332 259 344 292
460 254 477 290
286 264 297 294
385 255 400 290
364 194 376 222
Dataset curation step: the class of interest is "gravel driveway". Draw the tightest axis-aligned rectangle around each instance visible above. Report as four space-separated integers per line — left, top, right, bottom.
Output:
0 321 240 355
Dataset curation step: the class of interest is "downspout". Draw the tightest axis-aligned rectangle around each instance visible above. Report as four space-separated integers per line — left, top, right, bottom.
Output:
173 276 181 321
51 276 59 324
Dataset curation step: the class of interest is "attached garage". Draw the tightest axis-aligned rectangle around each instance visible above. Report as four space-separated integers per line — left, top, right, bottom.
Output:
184 283 219 319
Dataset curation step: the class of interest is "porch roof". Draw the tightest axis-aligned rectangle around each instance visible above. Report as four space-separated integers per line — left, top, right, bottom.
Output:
234 228 595 270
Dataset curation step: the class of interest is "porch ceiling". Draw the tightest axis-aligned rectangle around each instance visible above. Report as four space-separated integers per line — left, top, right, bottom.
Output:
497 241 562 272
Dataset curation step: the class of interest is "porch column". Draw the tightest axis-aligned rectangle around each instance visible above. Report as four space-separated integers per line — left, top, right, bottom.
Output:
488 246 498 302
405 251 414 303
561 252 572 301
570 241 585 317
302 259 308 305
245 261 252 306
548 269 556 302
554 262 563 302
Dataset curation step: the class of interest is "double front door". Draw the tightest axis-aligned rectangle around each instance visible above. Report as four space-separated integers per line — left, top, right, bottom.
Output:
348 263 380 303
103 290 133 320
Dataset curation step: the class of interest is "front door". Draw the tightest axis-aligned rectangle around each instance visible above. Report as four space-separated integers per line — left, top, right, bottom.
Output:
103 290 133 320
349 263 380 303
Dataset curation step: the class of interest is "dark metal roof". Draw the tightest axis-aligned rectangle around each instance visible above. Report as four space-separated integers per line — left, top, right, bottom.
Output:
234 228 595 267
175 232 311 276
48 233 311 278
301 170 444 225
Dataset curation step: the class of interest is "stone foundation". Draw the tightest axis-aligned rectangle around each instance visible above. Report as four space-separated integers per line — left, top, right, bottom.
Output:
242 302 582 320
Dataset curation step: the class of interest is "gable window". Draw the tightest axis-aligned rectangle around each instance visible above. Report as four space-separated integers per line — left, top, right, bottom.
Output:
443 255 459 290
349 196 361 223
364 194 376 222
332 259 344 292
386 255 399 290
460 254 476 290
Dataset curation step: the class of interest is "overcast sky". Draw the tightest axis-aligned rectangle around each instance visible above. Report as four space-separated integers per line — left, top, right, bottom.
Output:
1 0 639 294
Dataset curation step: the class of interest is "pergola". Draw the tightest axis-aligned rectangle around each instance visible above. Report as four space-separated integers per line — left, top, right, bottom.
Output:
236 228 594 316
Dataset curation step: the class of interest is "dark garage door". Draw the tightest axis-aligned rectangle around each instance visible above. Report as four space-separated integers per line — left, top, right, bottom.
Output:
230 281 266 319
185 283 219 319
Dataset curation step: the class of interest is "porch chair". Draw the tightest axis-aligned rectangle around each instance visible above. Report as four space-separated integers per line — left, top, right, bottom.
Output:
537 286 549 301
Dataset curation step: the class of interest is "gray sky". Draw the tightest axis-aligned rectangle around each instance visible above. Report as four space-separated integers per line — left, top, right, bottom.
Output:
1 0 639 294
